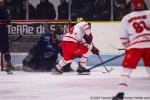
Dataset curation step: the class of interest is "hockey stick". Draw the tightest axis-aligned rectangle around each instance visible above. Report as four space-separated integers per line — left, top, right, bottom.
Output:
91 42 113 73
0 35 22 72
110 43 125 51
88 53 125 70
97 54 113 73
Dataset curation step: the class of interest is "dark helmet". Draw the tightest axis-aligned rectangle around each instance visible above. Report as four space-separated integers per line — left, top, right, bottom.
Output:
54 25 64 42
54 25 64 35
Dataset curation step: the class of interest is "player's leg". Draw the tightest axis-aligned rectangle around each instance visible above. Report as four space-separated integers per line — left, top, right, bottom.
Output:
79 52 89 68
23 45 37 64
112 68 132 100
52 59 72 74
113 48 142 100
1 31 13 74
4 52 13 74
51 42 74 74
23 45 38 72
145 67 150 77
74 43 90 75
77 51 91 75
143 48 150 77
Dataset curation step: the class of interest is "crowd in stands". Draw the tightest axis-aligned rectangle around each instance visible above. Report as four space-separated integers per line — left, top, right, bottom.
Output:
1 0 148 21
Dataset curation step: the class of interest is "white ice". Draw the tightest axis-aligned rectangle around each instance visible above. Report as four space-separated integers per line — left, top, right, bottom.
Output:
0 67 150 100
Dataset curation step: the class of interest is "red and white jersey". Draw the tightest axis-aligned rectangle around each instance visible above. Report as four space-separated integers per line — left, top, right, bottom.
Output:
120 10 150 50
63 22 91 43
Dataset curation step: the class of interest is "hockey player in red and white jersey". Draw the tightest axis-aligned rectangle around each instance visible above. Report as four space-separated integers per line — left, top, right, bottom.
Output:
51 17 99 75
113 0 150 100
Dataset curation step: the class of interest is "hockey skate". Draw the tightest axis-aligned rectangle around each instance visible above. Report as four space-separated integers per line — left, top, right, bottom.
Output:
22 59 35 72
77 62 90 75
5 61 14 74
112 92 124 100
51 66 63 75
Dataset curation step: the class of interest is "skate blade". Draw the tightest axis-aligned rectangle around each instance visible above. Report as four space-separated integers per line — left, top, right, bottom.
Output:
78 72 90 75
50 71 63 75
7 71 13 75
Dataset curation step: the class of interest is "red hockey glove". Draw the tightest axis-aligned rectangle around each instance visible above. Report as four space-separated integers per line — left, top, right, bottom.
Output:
84 33 93 44
91 46 100 55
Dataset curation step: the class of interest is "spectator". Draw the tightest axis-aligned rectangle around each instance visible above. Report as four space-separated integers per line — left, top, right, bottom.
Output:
92 0 111 21
35 0 56 20
58 0 68 20
71 0 93 21
71 0 81 21
5 0 21 19
113 0 126 21
0 0 13 74
79 0 93 20
20 0 35 20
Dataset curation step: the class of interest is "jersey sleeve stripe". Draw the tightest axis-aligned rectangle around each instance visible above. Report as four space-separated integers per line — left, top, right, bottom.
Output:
131 33 150 42
119 83 128 87
122 41 130 44
120 37 129 40
129 40 150 47
121 74 130 78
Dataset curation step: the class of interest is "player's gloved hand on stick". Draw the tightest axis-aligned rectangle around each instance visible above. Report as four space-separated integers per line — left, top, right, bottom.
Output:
84 33 93 44
91 46 100 55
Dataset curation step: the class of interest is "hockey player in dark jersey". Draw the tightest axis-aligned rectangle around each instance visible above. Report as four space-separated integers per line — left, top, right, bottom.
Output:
23 26 72 72
0 0 13 74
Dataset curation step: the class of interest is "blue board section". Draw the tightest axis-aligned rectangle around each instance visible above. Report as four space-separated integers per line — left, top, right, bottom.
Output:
87 55 144 66
11 53 144 66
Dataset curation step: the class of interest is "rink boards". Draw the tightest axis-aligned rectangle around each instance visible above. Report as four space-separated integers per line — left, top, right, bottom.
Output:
10 53 144 67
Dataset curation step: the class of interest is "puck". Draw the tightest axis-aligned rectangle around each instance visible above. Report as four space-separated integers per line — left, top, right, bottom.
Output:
110 68 113 71
102 72 106 73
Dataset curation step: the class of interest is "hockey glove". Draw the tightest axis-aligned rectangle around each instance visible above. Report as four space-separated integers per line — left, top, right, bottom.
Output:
91 46 100 55
83 33 93 44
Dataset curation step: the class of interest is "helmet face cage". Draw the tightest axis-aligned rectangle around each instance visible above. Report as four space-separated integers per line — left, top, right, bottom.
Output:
55 34 63 42
53 25 64 42
131 0 144 10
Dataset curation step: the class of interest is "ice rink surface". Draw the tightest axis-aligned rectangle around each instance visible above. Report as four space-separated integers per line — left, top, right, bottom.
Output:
0 67 150 100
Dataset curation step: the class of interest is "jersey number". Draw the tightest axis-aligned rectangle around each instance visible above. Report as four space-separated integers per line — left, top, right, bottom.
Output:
132 21 149 33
